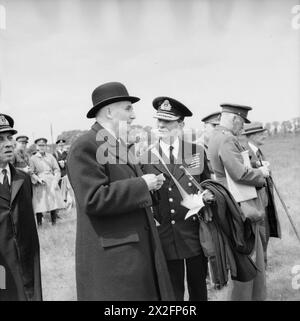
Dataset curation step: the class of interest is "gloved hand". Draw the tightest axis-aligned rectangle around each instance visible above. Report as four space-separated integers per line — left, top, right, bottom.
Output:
259 165 270 178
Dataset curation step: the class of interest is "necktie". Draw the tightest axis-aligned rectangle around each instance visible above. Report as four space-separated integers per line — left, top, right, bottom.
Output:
2 168 10 191
256 149 263 165
169 145 175 172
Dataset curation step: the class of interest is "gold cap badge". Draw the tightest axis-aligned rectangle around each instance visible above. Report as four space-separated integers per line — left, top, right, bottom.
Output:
0 115 9 126
160 100 172 111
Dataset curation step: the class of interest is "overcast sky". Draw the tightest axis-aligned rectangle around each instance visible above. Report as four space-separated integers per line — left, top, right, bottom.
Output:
0 0 299 141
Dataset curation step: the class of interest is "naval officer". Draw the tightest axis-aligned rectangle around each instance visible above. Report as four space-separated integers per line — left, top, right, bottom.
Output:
141 97 214 301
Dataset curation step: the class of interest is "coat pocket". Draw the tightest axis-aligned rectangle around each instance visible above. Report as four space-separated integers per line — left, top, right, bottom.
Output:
100 232 140 248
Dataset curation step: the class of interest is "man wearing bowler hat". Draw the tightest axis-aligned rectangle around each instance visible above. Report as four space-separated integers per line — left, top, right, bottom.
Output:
141 97 214 301
208 104 270 301
240 123 281 266
67 82 175 301
12 135 30 172
0 114 42 301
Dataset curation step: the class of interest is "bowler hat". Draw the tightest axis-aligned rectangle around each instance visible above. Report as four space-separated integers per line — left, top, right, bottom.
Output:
201 112 221 125
87 82 140 118
242 122 267 135
153 96 192 121
0 114 17 135
220 103 252 123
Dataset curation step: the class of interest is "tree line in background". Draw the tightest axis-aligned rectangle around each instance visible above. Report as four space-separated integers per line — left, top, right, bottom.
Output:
265 117 300 136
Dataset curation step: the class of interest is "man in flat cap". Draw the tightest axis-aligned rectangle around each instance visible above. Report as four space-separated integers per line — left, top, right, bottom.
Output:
141 97 214 301
12 135 30 173
208 104 270 300
240 123 281 266
67 82 175 301
0 114 42 301
29 138 64 226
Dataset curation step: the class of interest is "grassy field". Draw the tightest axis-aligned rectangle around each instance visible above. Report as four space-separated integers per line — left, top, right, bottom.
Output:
38 134 300 301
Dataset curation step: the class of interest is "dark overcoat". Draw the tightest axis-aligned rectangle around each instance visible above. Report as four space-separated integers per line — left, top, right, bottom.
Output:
53 150 68 178
241 141 281 238
67 122 175 301
141 140 211 260
0 164 42 301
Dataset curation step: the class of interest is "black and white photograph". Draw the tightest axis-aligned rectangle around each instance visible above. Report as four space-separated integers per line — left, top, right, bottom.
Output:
0 0 299 305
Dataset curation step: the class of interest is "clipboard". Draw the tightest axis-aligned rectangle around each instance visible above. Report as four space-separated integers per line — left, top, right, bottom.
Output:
225 150 257 202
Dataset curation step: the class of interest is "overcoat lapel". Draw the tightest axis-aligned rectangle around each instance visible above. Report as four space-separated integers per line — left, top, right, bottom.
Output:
8 165 25 230
9 164 25 206
120 140 138 176
0 185 10 201
91 122 137 176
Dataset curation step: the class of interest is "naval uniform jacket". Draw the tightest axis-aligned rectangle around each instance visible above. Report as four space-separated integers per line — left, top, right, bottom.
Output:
141 140 211 260
0 164 42 301
67 122 175 301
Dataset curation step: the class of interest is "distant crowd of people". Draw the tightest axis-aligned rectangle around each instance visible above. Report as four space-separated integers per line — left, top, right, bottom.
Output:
0 81 281 301
12 135 74 226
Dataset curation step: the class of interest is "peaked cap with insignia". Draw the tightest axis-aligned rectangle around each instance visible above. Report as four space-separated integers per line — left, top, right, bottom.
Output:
153 96 192 121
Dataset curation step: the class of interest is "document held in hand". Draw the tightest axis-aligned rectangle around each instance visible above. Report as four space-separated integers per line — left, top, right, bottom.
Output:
182 192 205 220
225 150 257 202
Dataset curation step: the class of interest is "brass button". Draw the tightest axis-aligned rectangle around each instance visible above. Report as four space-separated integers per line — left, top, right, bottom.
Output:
170 209 175 214
188 182 192 187
168 187 172 191
169 198 173 202
171 220 175 225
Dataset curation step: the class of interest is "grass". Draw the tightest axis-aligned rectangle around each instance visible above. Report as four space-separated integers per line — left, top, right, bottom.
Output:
38 211 76 301
38 134 300 301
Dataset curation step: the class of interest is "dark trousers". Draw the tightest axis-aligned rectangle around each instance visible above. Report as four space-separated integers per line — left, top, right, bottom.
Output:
167 252 208 301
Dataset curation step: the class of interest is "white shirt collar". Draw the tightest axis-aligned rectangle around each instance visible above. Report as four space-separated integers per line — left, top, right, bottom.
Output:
0 163 11 185
159 137 180 159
